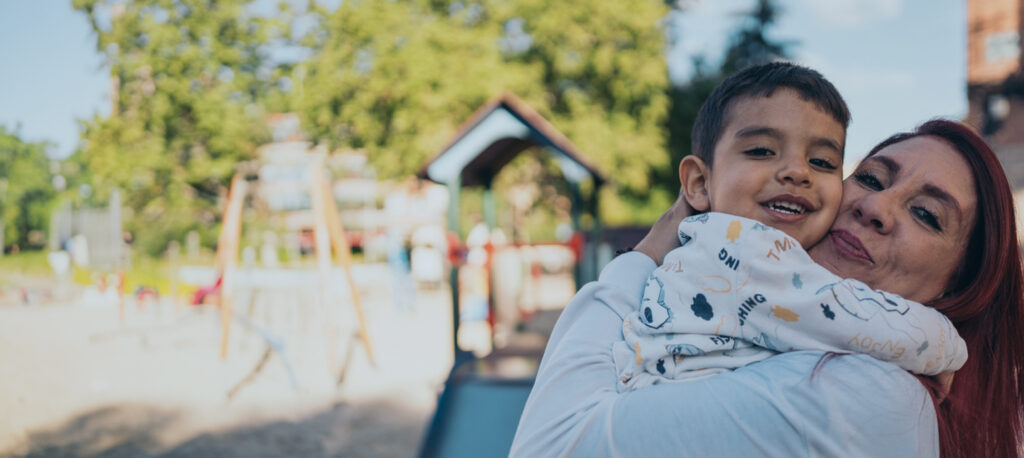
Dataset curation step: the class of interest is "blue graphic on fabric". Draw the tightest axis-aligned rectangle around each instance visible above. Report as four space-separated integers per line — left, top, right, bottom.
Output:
815 281 927 345
816 281 910 321
709 336 733 346
678 229 693 247
718 248 740 270
691 293 714 321
916 341 929 356
820 303 835 320
656 358 666 375
640 276 674 329
751 333 780 351
685 213 710 224
752 222 773 232
792 273 803 289
666 343 704 356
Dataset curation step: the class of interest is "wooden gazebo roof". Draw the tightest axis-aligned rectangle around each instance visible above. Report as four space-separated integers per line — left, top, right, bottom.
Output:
418 92 605 187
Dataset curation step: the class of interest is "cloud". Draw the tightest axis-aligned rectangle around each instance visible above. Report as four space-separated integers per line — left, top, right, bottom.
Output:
798 0 904 28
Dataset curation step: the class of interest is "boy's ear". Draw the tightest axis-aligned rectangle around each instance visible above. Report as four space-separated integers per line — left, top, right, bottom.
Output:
679 156 711 212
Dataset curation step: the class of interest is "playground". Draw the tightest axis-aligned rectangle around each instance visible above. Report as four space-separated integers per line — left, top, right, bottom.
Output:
0 262 574 457
0 93 604 457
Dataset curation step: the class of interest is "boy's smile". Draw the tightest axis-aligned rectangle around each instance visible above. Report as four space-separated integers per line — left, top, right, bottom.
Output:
705 88 845 248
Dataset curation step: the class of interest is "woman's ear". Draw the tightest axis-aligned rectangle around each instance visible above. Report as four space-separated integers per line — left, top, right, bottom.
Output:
679 156 711 212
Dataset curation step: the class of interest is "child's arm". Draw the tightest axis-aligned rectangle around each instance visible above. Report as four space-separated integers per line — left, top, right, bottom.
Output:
669 213 967 375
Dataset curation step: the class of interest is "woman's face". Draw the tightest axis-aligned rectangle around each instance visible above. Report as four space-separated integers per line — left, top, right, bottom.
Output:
809 136 978 303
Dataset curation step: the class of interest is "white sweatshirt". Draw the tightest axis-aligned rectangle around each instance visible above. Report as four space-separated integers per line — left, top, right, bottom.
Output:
614 212 967 391
510 250 940 457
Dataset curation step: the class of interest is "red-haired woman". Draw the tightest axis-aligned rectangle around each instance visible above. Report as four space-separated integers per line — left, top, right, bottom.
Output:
511 120 1024 457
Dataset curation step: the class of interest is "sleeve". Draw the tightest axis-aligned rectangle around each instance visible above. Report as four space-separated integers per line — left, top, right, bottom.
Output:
509 251 939 457
661 213 967 375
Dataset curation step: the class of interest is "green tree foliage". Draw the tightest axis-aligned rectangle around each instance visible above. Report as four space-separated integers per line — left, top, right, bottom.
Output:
295 0 672 225
721 0 793 75
73 0 278 255
0 127 56 250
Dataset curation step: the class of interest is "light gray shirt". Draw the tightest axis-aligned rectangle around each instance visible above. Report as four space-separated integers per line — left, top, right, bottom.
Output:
510 251 939 457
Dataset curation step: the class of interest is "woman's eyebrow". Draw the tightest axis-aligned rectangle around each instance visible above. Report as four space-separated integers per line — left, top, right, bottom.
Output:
865 155 900 175
922 183 963 221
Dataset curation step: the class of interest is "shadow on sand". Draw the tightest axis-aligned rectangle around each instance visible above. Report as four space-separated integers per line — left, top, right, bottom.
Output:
13 400 427 458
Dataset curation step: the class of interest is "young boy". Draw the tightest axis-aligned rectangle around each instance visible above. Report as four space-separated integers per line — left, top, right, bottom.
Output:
613 63 966 391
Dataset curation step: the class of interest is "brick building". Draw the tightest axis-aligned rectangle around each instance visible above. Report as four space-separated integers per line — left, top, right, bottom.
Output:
966 0 1024 189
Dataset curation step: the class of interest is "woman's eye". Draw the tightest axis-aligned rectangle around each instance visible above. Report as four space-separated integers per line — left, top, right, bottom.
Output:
854 172 883 191
744 147 774 157
912 207 942 232
810 158 838 171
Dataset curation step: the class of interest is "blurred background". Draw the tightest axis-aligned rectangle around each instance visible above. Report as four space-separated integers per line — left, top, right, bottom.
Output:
2 0 1019 456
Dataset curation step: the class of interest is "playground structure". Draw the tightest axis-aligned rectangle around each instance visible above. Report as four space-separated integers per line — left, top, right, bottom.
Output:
207 154 376 397
417 92 605 457
418 92 606 357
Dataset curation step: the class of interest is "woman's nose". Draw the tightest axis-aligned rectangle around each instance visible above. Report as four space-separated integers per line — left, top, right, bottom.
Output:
777 158 811 186
852 191 895 233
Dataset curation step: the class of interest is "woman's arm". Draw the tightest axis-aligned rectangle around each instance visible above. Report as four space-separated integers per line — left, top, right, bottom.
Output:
511 250 939 457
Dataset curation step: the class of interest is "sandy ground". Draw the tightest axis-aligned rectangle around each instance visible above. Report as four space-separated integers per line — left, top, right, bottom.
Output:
0 263 559 458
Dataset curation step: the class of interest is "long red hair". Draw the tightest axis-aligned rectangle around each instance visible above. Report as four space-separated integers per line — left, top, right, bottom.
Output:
865 120 1024 457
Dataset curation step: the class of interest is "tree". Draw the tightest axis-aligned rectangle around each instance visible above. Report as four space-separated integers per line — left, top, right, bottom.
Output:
0 127 56 251
721 0 793 74
295 0 673 225
73 0 280 255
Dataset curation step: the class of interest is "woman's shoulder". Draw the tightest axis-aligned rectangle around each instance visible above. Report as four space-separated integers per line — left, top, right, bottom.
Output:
731 351 938 455
736 351 933 405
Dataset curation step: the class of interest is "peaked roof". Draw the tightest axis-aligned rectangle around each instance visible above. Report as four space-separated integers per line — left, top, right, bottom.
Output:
418 92 605 187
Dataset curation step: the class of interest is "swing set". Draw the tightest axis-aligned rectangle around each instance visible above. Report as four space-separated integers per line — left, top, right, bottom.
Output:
207 154 376 396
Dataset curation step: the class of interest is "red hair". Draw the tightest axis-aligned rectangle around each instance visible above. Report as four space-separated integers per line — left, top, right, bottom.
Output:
865 120 1024 457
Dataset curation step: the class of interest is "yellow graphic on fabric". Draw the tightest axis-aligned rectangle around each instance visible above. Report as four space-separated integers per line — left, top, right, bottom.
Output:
726 220 742 242
714 316 726 335
771 305 800 322
634 342 643 365
698 275 731 293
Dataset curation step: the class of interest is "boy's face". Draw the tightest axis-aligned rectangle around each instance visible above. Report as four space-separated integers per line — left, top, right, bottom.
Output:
706 88 845 248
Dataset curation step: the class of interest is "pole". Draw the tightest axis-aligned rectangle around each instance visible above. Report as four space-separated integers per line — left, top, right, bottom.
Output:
447 175 461 355
217 174 246 360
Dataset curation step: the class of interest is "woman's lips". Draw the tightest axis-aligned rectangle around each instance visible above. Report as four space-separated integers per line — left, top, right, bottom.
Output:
829 229 874 264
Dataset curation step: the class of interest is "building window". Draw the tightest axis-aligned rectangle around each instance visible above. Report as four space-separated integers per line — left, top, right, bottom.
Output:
985 31 1021 63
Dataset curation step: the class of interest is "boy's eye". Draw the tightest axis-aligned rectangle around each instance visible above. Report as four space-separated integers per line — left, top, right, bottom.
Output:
744 147 774 157
854 172 883 191
912 206 942 232
810 158 838 171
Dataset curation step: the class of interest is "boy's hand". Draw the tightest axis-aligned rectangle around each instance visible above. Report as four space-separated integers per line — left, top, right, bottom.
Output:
934 371 955 403
634 195 695 265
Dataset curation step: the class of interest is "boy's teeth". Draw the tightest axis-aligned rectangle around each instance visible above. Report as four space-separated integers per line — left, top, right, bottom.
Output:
768 201 806 214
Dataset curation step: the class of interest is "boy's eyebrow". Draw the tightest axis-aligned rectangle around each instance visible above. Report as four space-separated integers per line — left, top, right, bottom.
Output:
734 126 843 154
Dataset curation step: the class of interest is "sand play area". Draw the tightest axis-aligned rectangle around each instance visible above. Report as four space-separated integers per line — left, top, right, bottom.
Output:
0 264 475 457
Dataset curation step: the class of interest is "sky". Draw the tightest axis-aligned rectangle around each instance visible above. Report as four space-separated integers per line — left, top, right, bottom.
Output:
0 0 966 175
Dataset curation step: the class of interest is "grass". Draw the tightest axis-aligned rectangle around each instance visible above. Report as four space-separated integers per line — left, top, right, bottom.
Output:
0 247 366 300
0 251 53 286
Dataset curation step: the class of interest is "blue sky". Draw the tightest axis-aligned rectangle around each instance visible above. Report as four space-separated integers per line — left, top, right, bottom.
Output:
1 0 965 174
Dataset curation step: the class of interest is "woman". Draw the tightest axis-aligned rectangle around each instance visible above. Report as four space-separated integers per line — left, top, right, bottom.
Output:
510 120 1024 457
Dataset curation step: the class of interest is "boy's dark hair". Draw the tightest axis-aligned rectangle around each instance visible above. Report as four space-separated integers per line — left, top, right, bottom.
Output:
691 62 851 167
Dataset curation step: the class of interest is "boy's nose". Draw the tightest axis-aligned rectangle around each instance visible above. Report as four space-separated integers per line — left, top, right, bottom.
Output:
777 159 811 186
